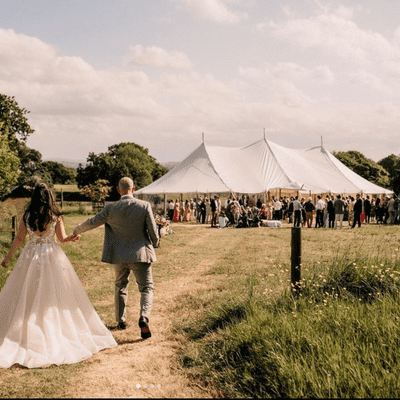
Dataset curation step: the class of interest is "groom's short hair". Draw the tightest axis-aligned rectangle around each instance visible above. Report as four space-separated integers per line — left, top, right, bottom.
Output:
118 177 134 192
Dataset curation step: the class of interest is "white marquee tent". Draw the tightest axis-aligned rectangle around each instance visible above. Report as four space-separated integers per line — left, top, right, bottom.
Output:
135 138 392 196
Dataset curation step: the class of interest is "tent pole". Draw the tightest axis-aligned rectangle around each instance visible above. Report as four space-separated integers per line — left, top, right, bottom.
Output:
164 193 167 217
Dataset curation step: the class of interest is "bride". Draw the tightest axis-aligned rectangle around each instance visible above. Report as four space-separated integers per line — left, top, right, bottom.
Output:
0 183 117 368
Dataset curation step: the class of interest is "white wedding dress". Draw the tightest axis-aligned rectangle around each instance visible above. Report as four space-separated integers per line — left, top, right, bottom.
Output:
0 220 117 368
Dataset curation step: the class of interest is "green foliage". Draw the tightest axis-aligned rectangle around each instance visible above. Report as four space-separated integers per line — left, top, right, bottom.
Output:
42 161 77 184
333 150 390 189
14 142 51 187
76 142 168 197
0 128 20 197
378 154 400 195
183 255 400 398
81 179 112 202
0 94 34 151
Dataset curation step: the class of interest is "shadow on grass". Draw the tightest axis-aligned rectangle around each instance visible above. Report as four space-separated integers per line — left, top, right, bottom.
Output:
183 300 249 340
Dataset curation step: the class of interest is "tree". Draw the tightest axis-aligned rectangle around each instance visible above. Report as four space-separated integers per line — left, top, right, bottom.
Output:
76 142 168 198
378 154 400 195
0 124 20 197
81 179 112 202
15 142 52 187
332 150 390 189
42 161 77 184
0 94 34 151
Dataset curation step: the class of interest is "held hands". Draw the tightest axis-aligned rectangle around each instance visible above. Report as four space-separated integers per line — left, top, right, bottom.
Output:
65 234 81 243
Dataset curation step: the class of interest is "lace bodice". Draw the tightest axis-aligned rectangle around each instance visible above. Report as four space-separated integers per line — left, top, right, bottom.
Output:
26 219 57 246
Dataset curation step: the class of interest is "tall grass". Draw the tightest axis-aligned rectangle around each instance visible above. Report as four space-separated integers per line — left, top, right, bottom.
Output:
181 245 400 398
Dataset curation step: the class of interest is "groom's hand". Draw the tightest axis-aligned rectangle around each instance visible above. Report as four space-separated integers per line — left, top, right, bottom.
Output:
65 234 80 242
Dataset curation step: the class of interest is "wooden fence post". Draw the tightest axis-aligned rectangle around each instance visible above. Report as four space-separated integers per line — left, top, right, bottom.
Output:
291 227 301 298
11 216 17 241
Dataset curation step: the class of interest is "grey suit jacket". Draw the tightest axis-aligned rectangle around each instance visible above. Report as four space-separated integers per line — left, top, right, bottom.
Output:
73 195 159 264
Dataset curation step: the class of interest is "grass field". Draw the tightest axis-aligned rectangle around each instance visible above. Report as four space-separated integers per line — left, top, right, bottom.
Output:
0 209 400 397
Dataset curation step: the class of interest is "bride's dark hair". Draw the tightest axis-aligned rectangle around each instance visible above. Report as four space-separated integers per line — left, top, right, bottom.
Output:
23 183 62 232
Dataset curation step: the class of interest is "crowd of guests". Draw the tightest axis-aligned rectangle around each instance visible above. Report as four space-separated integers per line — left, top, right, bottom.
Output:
165 193 400 229
268 193 400 228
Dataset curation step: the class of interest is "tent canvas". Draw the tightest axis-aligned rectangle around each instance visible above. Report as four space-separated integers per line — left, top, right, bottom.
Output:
135 138 392 196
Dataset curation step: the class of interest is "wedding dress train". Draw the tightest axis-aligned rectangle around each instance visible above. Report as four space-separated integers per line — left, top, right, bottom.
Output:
0 220 117 368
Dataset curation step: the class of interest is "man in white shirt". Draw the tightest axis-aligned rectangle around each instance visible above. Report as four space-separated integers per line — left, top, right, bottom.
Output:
315 195 325 228
274 198 282 220
293 196 302 227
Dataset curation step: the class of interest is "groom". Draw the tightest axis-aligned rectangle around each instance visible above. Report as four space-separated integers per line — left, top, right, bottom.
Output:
73 177 159 339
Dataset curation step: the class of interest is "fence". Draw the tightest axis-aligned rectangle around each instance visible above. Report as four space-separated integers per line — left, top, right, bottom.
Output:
0 216 17 241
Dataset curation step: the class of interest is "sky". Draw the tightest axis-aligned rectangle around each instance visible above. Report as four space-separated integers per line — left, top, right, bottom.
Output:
1 0 400 164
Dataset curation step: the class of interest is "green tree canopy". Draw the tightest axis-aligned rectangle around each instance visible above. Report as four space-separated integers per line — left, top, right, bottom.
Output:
15 142 52 187
76 142 168 199
0 125 21 197
42 161 77 185
378 154 400 195
332 150 391 189
0 94 34 151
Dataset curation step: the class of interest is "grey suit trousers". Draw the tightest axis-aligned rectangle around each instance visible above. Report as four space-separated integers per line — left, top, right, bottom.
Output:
114 262 154 323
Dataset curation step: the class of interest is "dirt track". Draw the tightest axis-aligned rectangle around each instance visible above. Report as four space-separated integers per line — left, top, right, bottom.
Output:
67 227 219 398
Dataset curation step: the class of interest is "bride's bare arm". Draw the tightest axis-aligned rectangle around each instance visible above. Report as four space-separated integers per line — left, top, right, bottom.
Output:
56 218 80 243
1 218 27 268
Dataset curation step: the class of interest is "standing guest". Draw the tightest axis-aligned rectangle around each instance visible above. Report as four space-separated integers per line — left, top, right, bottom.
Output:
173 199 180 222
274 198 282 220
327 195 335 228
225 201 235 226
300 198 306 227
200 198 207 224
293 196 302 227
388 196 396 224
334 195 345 228
205 197 211 224
383 197 389 224
287 197 294 223
375 197 381 223
281 197 288 220
256 198 262 209
351 193 363 228
395 196 400 224
210 196 217 227
183 199 192 222
196 198 202 223
179 199 184 222
216 196 222 222
303 197 315 228
315 195 325 228
168 200 175 221
190 198 196 220
364 195 371 223
348 196 355 227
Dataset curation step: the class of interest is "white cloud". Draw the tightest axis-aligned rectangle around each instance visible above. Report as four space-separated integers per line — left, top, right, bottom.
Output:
125 45 193 70
259 8 400 69
176 0 248 24
239 62 334 85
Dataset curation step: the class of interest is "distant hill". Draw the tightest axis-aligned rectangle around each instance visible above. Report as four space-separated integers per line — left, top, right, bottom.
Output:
43 158 87 169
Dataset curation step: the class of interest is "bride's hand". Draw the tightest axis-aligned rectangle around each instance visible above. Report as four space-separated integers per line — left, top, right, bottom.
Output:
65 234 80 242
